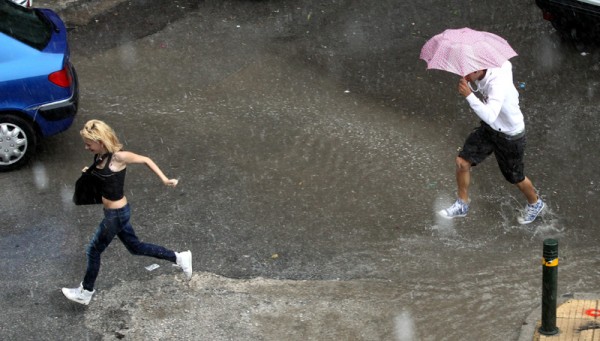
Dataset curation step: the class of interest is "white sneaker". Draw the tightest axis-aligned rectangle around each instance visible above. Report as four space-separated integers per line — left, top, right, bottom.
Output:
518 199 545 225
438 198 469 219
175 250 192 280
62 283 94 305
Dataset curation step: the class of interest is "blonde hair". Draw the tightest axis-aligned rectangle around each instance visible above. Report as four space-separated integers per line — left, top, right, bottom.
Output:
80 119 123 153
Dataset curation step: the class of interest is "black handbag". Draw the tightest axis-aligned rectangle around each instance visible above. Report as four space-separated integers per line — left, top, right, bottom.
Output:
73 157 103 205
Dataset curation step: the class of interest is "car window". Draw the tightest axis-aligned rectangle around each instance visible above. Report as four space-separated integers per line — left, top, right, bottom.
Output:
0 0 51 50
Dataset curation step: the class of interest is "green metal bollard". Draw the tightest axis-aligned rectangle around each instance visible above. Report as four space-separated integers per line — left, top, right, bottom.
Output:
539 238 559 336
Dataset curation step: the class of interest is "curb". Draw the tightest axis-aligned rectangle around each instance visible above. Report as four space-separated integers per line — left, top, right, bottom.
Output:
518 293 600 341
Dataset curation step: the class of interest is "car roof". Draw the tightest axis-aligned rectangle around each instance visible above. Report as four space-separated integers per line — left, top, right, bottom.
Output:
577 0 600 6
0 33 41 62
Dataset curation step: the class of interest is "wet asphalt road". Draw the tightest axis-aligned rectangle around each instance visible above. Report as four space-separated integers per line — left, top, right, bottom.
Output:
1 0 600 340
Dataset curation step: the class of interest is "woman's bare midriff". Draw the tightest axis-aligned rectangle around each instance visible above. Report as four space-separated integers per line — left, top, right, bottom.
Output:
102 196 128 209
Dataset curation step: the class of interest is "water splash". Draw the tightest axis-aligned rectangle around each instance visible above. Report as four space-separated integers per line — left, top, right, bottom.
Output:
32 162 48 190
431 195 457 237
394 310 416 341
60 186 74 209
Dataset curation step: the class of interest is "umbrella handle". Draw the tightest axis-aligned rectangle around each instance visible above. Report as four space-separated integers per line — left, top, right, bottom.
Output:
467 81 480 93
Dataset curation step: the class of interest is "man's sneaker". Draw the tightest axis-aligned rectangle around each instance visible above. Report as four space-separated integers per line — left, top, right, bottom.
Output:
175 250 192 280
518 198 545 225
62 283 94 305
438 198 469 219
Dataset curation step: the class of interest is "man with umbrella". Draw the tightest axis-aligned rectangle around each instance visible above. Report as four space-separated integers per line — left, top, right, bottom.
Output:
420 28 545 224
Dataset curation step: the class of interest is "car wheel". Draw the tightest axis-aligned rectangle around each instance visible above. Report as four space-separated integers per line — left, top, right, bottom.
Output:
0 115 36 171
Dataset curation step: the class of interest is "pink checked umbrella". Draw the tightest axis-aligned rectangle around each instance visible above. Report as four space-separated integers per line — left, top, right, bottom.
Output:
420 28 518 77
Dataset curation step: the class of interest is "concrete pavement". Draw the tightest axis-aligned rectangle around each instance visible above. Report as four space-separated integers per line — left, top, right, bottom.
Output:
3 1 599 340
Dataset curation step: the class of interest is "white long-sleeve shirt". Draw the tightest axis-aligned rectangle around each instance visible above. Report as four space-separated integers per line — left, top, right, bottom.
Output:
465 61 525 136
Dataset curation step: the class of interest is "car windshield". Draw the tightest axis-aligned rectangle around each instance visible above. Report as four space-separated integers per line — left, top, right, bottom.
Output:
0 0 51 50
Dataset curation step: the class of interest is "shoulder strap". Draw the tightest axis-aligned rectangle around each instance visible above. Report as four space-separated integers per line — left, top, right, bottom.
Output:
88 153 110 172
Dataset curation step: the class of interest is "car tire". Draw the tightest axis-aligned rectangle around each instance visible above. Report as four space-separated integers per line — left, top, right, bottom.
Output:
0 114 36 172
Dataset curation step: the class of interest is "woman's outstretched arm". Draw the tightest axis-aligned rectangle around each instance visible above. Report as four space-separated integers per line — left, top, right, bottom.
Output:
113 151 179 187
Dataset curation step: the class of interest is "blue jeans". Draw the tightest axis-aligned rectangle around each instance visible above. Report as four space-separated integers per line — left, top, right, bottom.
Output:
82 204 176 291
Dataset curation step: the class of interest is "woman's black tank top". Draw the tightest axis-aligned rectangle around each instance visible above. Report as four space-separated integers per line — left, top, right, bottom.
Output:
91 153 126 201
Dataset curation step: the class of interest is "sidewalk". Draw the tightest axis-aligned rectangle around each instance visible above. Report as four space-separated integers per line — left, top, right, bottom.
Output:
36 0 127 25
520 294 600 340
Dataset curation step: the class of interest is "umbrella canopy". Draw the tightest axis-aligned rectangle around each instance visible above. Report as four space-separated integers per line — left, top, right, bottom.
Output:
419 28 518 77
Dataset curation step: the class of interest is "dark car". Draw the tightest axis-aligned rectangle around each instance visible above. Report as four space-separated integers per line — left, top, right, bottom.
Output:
535 0 600 45
10 0 31 7
0 0 78 171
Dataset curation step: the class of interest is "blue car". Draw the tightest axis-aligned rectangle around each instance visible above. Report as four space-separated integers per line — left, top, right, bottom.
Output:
0 0 78 171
